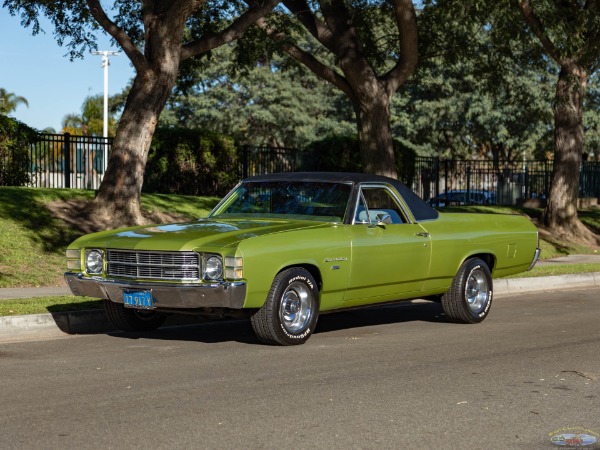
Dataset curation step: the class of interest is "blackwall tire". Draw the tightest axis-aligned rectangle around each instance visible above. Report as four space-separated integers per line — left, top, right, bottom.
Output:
250 267 320 345
103 300 167 332
441 258 493 324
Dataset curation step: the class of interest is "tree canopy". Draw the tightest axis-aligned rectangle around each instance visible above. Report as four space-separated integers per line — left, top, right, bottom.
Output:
160 44 355 148
245 0 419 178
4 0 279 227
419 0 600 243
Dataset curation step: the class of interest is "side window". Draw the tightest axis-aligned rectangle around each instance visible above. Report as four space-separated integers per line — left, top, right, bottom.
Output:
354 186 407 224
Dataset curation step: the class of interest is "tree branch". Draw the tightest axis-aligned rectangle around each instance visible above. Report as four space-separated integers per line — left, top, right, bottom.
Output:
282 0 336 53
516 0 563 65
180 0 279 60
384 0 419 95
255 17 355 100
314 0 380 93
85 0 148 72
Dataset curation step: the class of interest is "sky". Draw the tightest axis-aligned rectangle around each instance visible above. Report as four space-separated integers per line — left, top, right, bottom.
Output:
0 10 134 132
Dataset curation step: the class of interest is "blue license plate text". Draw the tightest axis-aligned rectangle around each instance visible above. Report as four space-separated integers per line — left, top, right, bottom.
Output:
123 290 154 309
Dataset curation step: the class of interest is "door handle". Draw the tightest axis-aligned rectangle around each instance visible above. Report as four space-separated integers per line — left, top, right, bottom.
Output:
415 232 430 238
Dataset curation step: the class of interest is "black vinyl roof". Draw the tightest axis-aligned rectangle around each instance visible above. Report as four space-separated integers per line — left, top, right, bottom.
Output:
245 172 439 221
247 172 395 184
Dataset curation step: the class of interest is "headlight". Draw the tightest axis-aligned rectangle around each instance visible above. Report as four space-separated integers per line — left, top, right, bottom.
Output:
203 255 223 280
85 249 104 274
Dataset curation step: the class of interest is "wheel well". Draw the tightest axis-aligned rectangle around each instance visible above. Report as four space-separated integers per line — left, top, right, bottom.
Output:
470 253 495 272
279 264 323 292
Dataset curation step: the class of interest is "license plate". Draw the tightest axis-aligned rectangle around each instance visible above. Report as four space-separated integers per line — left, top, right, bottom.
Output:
123 290 154 309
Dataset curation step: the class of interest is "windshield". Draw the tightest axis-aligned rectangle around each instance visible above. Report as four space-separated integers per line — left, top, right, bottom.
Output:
210 181 352 222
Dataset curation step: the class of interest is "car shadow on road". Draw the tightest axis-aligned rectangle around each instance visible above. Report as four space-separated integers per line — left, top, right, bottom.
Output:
316 300 447 334
104 300 447 345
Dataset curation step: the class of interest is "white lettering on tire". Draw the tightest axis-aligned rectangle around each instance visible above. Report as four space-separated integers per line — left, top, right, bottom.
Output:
280 324 311 339
288 275 314 290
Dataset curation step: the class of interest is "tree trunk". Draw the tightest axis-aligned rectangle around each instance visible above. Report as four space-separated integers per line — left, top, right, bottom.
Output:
79 0 279 230
541 63 596 243
353 91 397 178
86 2 186 229
88 69 177 228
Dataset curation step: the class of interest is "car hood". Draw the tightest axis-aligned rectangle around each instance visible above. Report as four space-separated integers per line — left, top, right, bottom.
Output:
71 218 332 251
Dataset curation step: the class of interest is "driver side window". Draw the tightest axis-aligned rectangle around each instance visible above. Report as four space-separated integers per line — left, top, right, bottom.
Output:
354 186 407 224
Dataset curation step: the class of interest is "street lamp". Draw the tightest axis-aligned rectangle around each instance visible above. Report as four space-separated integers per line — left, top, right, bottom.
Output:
92 50 119 174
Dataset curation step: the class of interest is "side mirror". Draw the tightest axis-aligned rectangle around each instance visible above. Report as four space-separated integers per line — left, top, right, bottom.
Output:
369 213 392 227
376 213 392 224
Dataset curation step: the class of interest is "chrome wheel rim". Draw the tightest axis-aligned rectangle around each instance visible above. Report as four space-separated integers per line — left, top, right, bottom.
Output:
279 282 313 333
465 268 489 314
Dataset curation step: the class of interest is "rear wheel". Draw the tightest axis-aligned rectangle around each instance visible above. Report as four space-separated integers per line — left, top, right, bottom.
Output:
251 268 320 345
441 258 493 323
104 300 167 332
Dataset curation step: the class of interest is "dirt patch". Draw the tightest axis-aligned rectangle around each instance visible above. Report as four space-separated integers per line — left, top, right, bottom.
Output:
47 199 190 235
532 217 600 251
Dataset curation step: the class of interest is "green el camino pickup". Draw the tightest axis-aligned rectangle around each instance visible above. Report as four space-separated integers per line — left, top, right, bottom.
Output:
65 172 540 345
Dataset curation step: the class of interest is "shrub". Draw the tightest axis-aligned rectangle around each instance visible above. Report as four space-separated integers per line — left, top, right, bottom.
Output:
144 127 239 197
307 135 417 185
308 135 363 173
0 115 37 186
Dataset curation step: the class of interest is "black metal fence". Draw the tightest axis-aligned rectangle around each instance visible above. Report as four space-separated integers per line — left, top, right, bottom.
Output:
2 134 599 206
240 145 317 179
411 157 600 205
17 133 112 190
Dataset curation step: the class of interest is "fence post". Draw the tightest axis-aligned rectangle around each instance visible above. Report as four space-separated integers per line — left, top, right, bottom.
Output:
444 160 449 195
524 165 529 199
63 132 71 188
242 145 249 179
466 166 471 204
434 157 440 199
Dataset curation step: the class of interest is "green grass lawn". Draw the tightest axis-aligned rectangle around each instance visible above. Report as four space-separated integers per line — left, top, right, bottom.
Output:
0 187 219 288
0 296 103 316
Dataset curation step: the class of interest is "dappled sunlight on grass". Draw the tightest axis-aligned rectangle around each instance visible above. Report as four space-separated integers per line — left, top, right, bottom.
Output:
140 192 220 220
0 187 222 288
0 296 103 316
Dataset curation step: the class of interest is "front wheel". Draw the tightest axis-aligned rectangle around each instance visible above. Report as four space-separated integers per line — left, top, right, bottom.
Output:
251 268 320 345
104 300 167 332
441 258 493 323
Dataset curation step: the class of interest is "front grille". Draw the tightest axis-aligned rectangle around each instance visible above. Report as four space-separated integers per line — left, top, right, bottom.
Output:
107 250 200 281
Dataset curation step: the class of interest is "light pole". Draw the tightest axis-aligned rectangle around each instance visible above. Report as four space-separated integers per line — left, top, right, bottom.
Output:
92 50 119 174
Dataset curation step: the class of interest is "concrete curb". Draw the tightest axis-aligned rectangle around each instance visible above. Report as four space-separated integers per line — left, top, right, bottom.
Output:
0 310 113 342
0 287 71 300
494 272 600 297
1 273 599 343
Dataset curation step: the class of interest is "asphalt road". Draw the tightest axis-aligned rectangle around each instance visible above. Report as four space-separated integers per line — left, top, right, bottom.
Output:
1 288 599 450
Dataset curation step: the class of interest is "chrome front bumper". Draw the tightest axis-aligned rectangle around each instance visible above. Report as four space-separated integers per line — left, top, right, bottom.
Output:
64 272 247 309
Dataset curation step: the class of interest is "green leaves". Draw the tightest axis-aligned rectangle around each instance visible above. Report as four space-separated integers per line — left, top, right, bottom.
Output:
0 88 29 114
162 44 355 148
0 114 37 186
3 0 98 60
